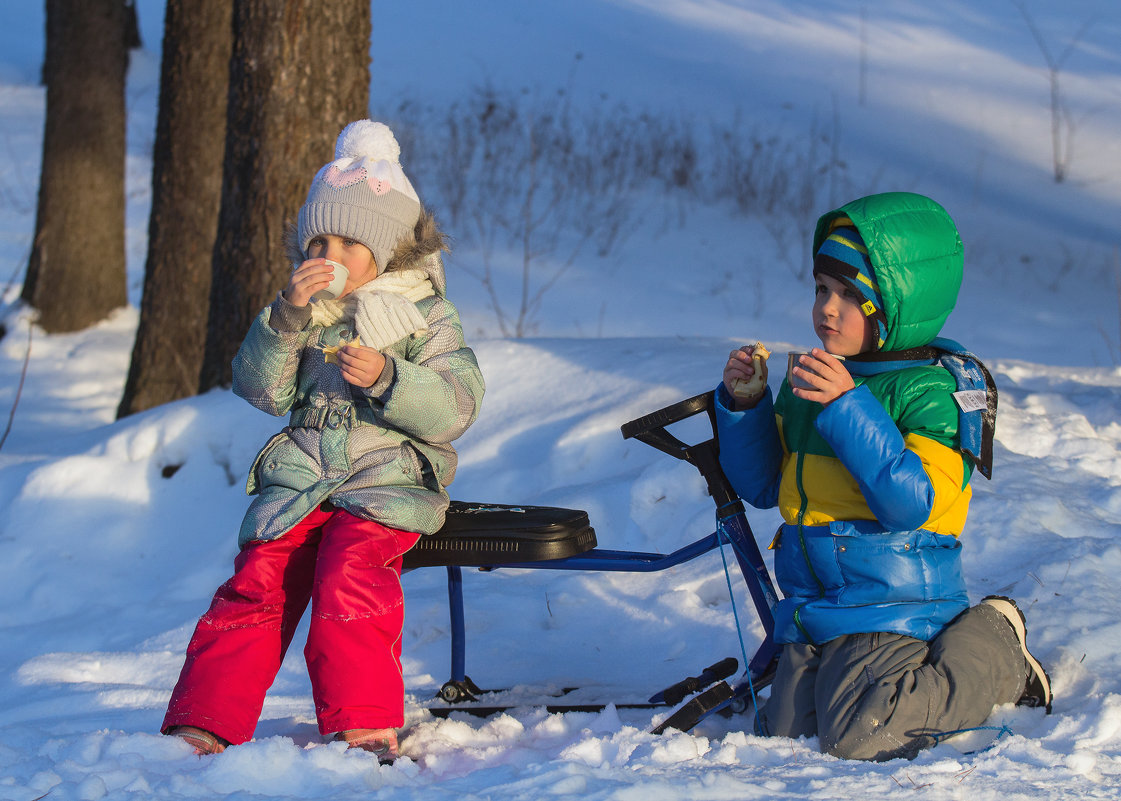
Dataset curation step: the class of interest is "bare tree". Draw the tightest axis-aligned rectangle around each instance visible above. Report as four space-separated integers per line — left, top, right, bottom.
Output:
124 0 142 50
22 0 127 332
117 0 232 418
1013 0 1096 183
398 87 643 338
198 0 370 391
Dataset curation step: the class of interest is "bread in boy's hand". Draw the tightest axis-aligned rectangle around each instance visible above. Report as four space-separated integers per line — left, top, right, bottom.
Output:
731 342 771 401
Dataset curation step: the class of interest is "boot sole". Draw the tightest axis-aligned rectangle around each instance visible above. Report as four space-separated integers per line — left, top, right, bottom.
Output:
982 596 1053 714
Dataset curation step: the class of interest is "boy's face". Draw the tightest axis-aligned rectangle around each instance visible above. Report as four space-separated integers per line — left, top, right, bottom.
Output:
812 273 876 356
307 234 378 297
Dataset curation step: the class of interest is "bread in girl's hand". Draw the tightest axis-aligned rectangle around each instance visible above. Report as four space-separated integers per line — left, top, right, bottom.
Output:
323 337 359 364
732 342 771 401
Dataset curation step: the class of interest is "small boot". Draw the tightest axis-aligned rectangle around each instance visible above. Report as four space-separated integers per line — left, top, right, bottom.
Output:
334 728 399 763
981 596 1053 713
167 725 228 755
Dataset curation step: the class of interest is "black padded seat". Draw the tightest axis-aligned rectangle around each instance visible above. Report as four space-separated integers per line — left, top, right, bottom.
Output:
403 501 597 569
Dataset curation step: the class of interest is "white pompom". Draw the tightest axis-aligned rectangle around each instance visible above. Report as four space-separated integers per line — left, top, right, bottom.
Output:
334 120 401 164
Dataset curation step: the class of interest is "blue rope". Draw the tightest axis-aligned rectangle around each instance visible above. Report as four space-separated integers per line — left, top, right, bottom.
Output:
713 509 768 589
928 724 1014 754
716 519 763 731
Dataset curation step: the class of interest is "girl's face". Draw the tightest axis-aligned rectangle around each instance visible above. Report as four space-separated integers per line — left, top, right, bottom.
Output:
306 234 377 297
812 273 876 356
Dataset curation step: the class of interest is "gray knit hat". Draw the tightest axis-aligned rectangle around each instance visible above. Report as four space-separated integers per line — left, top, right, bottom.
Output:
297 120 421 273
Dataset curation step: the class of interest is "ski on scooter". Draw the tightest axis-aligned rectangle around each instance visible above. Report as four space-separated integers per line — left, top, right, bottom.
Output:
422 657 742 730
650 682 736 734
422 687 728 728
424 698 670 718
647 657 739 705
422 683 658 717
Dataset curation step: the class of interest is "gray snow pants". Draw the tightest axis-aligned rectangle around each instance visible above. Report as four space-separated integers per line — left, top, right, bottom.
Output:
760 604 1028 761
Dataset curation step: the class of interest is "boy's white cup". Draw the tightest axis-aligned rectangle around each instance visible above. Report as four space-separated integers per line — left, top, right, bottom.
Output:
787 352 814 389
312 259 349 300
787 351 844 389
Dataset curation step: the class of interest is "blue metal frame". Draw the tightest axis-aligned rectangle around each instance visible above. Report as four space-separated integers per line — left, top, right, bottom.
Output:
435 391 782 713
441 509 779 689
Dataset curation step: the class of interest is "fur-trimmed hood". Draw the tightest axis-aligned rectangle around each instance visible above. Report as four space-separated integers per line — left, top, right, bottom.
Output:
286 208 451 296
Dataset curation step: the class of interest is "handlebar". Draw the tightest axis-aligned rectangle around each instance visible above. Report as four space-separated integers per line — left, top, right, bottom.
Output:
619 390 741 514
620 391 713 443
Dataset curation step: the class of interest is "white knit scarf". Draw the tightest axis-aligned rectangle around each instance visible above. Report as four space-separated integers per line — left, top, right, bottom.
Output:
309 268 435 350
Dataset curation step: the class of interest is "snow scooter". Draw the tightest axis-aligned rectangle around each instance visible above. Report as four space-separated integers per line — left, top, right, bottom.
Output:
402 389 781 734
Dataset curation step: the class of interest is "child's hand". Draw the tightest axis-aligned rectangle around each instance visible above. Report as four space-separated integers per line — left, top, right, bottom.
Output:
723 345 764 410
283 258 335 307
790 348 854 405
335 343 386 388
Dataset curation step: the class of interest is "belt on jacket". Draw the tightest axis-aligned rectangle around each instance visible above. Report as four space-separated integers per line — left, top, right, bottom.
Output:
289 403 371 430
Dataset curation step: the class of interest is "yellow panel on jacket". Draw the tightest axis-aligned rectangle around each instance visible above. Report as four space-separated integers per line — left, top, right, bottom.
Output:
774 433 970 536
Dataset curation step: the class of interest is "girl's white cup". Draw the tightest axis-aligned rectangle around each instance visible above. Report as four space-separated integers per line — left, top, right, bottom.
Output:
312 260 349 300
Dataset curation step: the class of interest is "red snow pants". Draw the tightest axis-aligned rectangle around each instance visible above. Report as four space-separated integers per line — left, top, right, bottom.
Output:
162 504 421 744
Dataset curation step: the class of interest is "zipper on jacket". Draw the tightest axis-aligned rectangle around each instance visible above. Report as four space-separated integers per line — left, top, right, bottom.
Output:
792 604 817 647
793 448 824 646
794 450 826 596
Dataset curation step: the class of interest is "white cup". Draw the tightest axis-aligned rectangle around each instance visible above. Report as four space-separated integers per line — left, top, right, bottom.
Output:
787 351 845 389
787 352 814 389
312 260 349 300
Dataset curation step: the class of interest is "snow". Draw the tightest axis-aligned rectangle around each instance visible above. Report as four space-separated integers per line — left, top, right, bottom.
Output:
2 0 1121 797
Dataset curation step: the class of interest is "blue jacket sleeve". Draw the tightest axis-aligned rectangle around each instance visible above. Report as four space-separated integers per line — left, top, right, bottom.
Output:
714 384 782 509
814 385 934 530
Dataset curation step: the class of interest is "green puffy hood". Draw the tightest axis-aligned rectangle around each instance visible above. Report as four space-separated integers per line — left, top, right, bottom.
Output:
812 192 963 352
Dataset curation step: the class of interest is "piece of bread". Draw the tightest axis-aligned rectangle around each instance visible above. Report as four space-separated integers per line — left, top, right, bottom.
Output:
732 342 770 400
323 337 358 364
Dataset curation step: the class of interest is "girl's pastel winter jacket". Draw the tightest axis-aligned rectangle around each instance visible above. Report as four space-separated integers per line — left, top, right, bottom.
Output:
231 214 484 547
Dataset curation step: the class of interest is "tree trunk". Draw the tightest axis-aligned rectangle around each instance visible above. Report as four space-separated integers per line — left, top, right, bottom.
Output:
124 0 142 51
198 0 370 391
23 0 127 333
117 0 232 418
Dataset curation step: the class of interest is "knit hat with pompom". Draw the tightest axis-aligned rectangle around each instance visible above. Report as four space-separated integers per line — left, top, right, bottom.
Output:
297 120 421 273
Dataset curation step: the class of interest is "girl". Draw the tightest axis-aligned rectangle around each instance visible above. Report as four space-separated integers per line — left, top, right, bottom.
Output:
162 120 485 761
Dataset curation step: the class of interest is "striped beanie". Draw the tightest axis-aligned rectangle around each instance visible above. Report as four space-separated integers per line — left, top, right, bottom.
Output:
812 221 887 350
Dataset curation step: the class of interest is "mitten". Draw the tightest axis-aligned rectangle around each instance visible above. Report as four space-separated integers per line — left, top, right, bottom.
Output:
354 291 429 350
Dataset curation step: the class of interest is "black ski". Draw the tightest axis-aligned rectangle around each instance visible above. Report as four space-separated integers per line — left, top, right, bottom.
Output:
425 682 738 733
422 657 745 730
648 657 738 705
424 699 670 718
650 681 736 734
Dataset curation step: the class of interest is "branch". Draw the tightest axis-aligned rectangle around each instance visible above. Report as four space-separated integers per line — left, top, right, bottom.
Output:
0 320 32 453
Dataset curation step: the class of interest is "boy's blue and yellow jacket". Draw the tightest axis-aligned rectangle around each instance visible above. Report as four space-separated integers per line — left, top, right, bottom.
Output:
717 192 981 646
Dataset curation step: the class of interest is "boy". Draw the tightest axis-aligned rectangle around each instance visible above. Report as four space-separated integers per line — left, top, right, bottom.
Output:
717 192 1051 761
